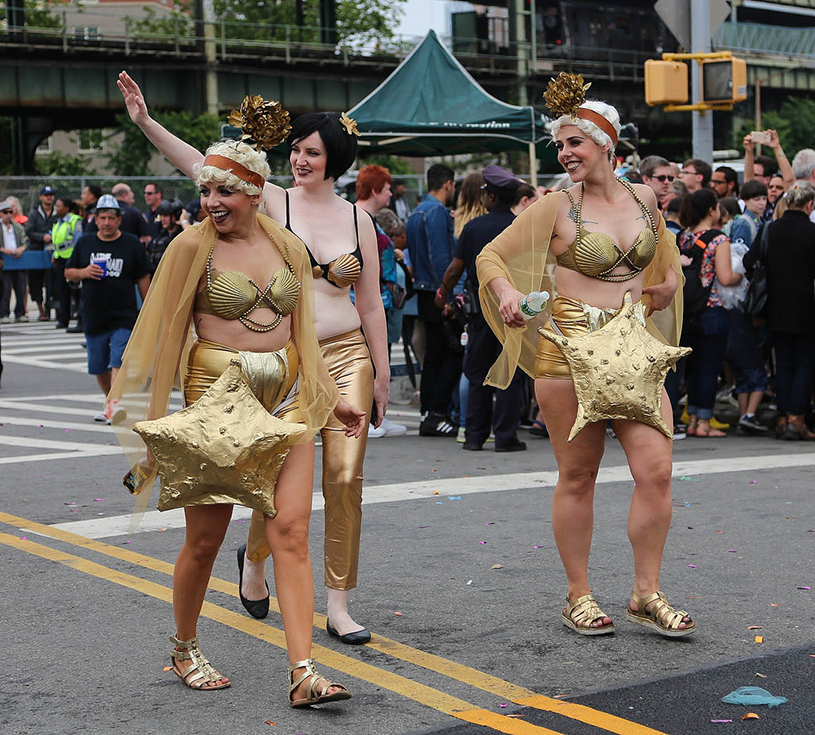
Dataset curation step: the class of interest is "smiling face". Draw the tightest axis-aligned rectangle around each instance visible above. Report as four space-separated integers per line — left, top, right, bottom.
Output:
199 180 258 232
555 124 606 181
290 131 329 186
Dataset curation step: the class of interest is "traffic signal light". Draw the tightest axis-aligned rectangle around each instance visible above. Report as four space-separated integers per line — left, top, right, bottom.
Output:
644 60 689 106
702 57 747 104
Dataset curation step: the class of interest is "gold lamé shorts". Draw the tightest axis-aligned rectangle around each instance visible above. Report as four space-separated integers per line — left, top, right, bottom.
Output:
185 338 299 418
535 295 641 379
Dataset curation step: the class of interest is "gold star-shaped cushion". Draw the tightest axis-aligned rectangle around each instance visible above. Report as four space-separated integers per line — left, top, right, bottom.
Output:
540 299 690 442
133 360 306 517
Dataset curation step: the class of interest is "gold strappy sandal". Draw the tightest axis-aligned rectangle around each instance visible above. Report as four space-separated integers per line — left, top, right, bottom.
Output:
562 593 615 636
170 635 231 690
627 591 696 638
288 658 352 707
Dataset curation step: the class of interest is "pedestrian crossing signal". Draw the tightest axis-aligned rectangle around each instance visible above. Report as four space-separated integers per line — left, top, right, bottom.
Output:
645 60 689 106
702 58 747 105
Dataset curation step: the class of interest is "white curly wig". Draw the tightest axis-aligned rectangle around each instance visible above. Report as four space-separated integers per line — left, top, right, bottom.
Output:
193 140 271 196
550 100 621 159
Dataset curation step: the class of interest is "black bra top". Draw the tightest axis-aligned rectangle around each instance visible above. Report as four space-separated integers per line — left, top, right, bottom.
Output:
285 190 363 289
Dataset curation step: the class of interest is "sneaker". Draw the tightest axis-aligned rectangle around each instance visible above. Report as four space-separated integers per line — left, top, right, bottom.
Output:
419 411 457 437
673 422 687 441
367 423 386 438
0 317 10 324
737 414 768 435
96 399 126 425
15 315 29 323
93 400 108 423
456 427 466 443
380 416 408 436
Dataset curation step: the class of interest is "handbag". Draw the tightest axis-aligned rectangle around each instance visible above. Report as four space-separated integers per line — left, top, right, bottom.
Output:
386 281 407 309
741 224 770 318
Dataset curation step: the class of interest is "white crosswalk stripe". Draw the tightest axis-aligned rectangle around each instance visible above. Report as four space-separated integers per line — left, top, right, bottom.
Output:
1 318 89 373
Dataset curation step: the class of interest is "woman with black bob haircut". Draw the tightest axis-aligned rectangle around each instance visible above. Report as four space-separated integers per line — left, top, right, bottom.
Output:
289 112 358 181
119 73 391 647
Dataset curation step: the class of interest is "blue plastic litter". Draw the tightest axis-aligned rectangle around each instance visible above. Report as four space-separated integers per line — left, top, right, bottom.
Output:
721 686 788 708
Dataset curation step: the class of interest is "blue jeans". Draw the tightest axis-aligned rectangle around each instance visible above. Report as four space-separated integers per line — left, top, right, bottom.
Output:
773 332 815 415
682 307 729 420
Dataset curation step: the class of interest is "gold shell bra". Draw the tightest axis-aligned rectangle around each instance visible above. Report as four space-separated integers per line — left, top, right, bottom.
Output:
557 180 658 282
195 237 301 332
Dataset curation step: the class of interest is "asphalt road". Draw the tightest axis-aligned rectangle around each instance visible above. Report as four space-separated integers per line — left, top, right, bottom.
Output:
1 318 813 735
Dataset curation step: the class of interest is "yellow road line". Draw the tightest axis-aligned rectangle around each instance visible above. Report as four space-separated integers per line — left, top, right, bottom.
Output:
0 512 668 735
514 696 668 735
0 531 561 735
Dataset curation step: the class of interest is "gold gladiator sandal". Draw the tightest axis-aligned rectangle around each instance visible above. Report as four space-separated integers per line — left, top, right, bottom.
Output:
288 658 352 707
562 593 615 636
170 635 231 690
627 591 696 638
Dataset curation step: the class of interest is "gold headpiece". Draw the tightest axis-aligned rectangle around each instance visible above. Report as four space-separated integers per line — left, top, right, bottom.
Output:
227 95 291 151
543 73 591 118
544 73 618 146
340 112 361 138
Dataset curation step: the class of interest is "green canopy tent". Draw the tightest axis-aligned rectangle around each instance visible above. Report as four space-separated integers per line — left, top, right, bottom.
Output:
347 30 549 180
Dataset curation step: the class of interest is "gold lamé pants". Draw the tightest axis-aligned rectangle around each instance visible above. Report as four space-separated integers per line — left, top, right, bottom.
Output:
535 295 627 379
185 338 300 412
247 328 374 591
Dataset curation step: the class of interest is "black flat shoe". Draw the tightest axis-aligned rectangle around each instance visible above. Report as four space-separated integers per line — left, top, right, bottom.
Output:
495 439 527 453
326 620 371 645
236 544 270 619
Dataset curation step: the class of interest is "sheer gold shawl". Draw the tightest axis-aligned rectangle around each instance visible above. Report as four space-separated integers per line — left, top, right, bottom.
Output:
476 190 684 389
108 214 339 505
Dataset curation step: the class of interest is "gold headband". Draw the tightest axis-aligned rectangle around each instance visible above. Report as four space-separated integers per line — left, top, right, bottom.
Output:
575 109 618 146
202 155 265 190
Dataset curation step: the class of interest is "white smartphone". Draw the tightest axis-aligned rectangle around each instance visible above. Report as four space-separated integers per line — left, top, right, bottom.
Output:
751 131 771 145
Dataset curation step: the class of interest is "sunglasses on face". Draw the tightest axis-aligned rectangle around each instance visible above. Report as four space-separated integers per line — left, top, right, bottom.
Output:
1 209 12 214
652 175 675 182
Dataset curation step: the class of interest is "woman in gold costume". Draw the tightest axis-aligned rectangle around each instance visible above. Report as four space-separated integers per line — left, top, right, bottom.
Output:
109 135 366 703
118 73 389 644
477 74 696 638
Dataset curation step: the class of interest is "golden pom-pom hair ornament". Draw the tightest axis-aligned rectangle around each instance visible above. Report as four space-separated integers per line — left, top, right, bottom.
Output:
227 95 292 151
340 112 361 137
544 72 591 118
543 72 617 146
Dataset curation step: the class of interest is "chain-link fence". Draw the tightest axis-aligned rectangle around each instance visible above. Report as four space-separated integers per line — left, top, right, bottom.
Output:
0 174 428 215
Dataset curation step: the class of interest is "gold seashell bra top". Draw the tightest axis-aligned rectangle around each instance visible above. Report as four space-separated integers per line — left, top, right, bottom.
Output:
195 237 301 333
285 190 363 289
556 180 657 282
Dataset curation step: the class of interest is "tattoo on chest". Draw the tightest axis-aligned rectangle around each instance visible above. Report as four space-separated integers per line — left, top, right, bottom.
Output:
568 206 598 226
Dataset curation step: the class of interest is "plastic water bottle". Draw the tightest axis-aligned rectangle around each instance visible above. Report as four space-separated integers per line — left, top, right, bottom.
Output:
519 290 549 320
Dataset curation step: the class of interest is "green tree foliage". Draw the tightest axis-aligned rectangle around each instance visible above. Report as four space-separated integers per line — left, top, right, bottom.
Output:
733 97 815 161
21 0 64 29
107 111 221 176
130 0 406 47
35 151 95 176
358 154 415 176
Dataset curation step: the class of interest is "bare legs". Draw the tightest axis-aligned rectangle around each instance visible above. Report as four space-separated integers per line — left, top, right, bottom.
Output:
537 378 689 629
173 504 233 688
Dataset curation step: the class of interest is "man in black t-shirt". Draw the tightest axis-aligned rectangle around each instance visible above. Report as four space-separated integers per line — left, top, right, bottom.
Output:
65 195 152 423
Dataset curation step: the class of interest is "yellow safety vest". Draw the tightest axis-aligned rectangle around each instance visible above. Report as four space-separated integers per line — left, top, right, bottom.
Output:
52 214 82 260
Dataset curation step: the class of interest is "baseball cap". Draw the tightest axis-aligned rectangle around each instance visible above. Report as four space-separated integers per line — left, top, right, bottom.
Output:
482 164 522 191
0 199 14 212
95 194 121 212
40 185 55 195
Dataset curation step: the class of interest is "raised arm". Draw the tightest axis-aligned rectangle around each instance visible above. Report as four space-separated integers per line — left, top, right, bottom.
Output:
117 71 286 218
117 72 205 179
768 130 795 189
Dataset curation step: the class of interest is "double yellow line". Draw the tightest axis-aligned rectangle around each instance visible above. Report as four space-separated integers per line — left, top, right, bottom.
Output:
0 511 665 735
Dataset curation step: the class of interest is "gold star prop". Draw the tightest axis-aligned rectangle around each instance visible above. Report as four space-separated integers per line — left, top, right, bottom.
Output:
133 360 307 516
227 95 292 151
540 299 690 441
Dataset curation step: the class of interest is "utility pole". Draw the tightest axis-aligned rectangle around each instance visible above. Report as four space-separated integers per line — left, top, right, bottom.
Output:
691 0 714 162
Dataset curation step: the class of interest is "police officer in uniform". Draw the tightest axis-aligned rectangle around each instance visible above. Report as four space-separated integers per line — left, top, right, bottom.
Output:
435 165 527 452
51 197 83 330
